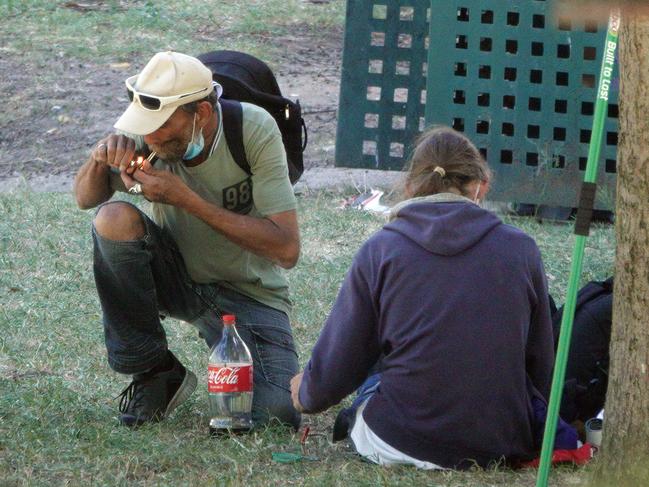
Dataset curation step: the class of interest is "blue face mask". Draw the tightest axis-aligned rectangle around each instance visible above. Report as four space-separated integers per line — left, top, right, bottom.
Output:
183 114 205 160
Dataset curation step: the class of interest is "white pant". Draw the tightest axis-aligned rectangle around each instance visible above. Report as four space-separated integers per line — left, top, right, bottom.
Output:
350 401 444 470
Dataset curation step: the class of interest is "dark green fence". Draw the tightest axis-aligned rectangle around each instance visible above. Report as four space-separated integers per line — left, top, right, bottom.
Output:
335 0 619 209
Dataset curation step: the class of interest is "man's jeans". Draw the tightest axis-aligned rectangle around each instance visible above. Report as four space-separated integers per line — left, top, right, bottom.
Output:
92 202 300 429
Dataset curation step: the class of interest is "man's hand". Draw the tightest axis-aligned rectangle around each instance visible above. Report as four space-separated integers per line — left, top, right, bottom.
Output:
75 133 141 209
290 372 305 413
121 166 194 207
92 134 141 174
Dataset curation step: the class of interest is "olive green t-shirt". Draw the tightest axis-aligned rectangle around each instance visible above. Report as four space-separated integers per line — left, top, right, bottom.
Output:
113 102 296 314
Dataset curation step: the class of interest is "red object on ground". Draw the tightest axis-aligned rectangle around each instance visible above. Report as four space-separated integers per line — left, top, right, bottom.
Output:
300 426 311 445
522 443 595 468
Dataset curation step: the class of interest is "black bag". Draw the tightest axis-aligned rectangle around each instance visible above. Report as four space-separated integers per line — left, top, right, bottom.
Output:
552 277 613 422
197 50 307 184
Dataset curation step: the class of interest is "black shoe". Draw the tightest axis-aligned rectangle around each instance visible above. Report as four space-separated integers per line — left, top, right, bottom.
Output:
332 407 355 442
118 352 197 427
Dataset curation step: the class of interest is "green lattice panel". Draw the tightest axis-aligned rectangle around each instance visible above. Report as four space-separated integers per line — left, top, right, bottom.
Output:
426 1 619 209
335 0 618 210
335 0 430 170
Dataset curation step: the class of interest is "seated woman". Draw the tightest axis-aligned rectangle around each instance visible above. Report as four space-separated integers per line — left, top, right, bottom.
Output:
290 126 555 469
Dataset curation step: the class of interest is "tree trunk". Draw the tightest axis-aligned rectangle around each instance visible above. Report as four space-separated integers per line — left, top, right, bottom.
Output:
594 11 649 486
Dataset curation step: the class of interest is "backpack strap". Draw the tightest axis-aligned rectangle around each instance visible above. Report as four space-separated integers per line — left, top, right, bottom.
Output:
219 99 251 177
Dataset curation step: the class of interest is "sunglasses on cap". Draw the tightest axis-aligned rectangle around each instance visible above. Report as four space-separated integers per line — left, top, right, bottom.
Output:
125 76 211 111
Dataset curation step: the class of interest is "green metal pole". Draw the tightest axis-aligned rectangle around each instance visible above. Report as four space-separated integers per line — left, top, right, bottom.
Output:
535 10 621 487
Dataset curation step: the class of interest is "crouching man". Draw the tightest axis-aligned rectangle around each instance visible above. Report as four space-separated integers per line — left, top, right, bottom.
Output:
74 51 301 429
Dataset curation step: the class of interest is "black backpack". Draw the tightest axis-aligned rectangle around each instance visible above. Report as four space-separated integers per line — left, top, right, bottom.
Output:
552 277 613 422
197 50 307 184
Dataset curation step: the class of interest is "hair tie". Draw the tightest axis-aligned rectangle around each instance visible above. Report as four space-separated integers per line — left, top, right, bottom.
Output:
432 166 446 178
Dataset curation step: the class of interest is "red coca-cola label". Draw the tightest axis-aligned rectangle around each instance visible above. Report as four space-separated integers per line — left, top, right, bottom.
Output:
208 363 253 393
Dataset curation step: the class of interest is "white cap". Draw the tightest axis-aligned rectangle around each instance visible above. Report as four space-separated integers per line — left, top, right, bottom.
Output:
114 51 218 135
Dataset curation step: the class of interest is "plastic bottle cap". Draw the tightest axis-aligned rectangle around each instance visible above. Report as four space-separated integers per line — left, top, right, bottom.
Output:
222 314 236 326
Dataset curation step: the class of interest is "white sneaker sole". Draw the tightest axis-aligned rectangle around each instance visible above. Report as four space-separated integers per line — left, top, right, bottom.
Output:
164 369 197 418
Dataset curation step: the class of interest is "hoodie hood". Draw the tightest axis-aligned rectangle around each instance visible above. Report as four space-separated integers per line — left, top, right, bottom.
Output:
384 193 502 256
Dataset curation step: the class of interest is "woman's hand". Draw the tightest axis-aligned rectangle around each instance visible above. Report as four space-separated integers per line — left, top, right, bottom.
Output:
290 372 305 413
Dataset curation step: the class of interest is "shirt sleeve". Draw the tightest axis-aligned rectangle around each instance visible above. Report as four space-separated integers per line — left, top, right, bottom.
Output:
525 244 554 400
243 105 297 216
298 248 382 413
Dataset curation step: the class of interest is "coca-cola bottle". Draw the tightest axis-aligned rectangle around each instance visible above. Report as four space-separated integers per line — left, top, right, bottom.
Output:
208 314 254 434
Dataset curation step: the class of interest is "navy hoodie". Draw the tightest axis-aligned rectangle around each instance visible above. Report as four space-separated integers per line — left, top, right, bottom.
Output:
299 195 553 469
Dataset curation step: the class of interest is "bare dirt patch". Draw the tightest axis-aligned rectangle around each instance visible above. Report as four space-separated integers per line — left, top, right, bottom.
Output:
0 25 342 184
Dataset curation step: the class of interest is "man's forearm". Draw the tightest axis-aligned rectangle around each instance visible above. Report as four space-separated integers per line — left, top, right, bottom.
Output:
74 157 114 209
181 191 299 268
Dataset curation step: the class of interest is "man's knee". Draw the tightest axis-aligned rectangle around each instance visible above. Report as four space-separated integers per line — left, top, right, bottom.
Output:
94 202 146 241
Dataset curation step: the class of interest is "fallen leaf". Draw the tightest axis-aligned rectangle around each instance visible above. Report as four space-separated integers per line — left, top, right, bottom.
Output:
57 115 70 123
63 2 101 12
110 62 131 70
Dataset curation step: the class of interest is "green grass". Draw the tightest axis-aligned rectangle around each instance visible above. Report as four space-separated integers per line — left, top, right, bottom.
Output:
0 0 345 64
0 189 614 486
